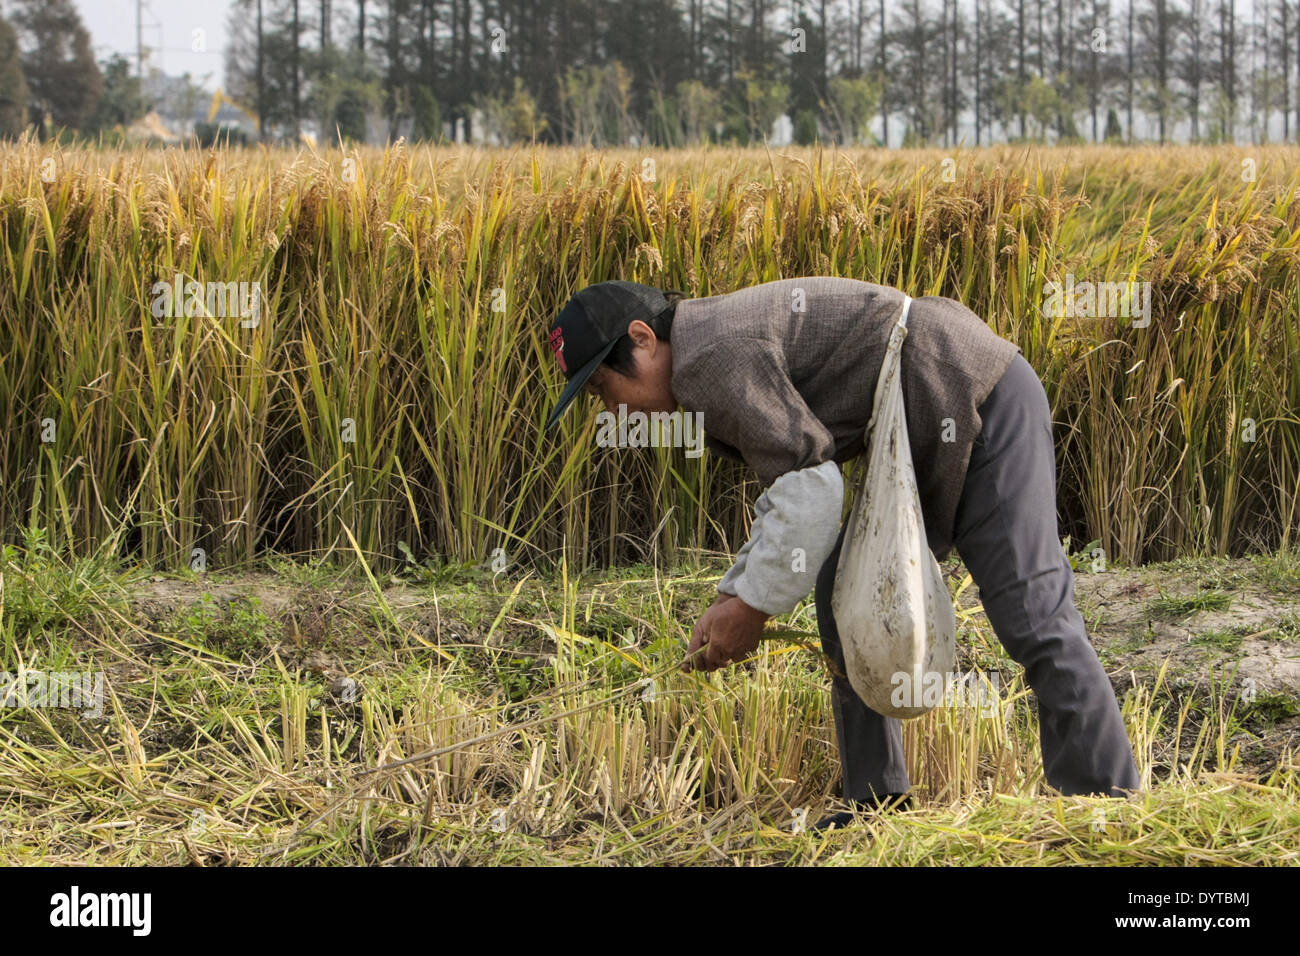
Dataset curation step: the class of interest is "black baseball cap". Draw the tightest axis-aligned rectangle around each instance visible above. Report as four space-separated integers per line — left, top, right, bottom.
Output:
543 280 682 431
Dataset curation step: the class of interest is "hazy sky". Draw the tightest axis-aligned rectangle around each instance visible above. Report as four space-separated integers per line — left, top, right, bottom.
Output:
73 0 233 91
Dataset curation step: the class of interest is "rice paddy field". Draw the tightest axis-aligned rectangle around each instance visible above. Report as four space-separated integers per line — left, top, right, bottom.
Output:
1 141 1298 864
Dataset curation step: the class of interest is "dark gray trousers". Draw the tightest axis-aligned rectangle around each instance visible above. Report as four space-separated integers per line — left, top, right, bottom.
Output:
814 353 1142 800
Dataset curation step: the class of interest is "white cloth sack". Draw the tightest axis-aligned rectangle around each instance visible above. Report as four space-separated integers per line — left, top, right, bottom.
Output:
830 295 957 719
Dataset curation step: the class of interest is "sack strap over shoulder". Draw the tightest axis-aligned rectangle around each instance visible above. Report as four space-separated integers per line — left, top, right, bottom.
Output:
863 294 914 440
897 294 913 330
889 295 912 347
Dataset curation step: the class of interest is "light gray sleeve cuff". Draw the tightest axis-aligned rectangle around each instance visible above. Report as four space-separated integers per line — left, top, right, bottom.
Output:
717 532 757 595
717 541 759 595
720 460 845 616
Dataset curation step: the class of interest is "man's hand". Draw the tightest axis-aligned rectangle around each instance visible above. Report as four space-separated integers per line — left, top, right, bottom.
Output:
682 593 771 673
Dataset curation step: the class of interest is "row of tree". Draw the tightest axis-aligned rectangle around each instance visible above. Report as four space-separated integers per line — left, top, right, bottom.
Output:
3 1 1299 146
224 0 1300 145
0 0 173 142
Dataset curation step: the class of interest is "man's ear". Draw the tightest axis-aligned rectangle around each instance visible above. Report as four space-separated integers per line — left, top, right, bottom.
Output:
626 319 656 350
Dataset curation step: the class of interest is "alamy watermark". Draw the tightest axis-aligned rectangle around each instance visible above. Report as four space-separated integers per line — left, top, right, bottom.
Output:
594 404 704 458
149 273 262 327
890 669 1003 717
1041 274 1151 327
49 886 150 936
1 669 104 718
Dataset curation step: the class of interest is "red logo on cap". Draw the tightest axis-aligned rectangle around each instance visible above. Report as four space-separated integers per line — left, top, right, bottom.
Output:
548 327 567 373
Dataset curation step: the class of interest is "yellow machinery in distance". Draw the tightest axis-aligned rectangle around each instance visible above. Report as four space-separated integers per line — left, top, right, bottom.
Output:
205 89 316 146
206 89 258 129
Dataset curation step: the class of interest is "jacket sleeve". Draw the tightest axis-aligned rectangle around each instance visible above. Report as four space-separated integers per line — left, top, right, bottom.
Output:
675 336 844 614
717 460 844 615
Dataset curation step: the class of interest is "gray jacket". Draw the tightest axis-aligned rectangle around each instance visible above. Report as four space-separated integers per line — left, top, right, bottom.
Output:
669 276 1021 613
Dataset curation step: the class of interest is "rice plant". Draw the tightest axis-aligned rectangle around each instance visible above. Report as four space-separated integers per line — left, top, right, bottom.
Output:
2 140 1297 573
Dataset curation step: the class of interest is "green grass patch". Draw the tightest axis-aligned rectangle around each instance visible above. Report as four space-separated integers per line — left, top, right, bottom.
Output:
1190 628 1245 653
1148 590 1234 620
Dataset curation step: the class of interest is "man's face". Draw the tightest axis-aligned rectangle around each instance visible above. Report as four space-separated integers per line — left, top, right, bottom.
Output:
581 320 676 417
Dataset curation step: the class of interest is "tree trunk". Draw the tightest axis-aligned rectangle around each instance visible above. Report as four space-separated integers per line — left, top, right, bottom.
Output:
256 0 265 141
292 0 300 138
975 0 982 144
1126 0 1134 141
879 0 888 144
1018 0 1026 138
